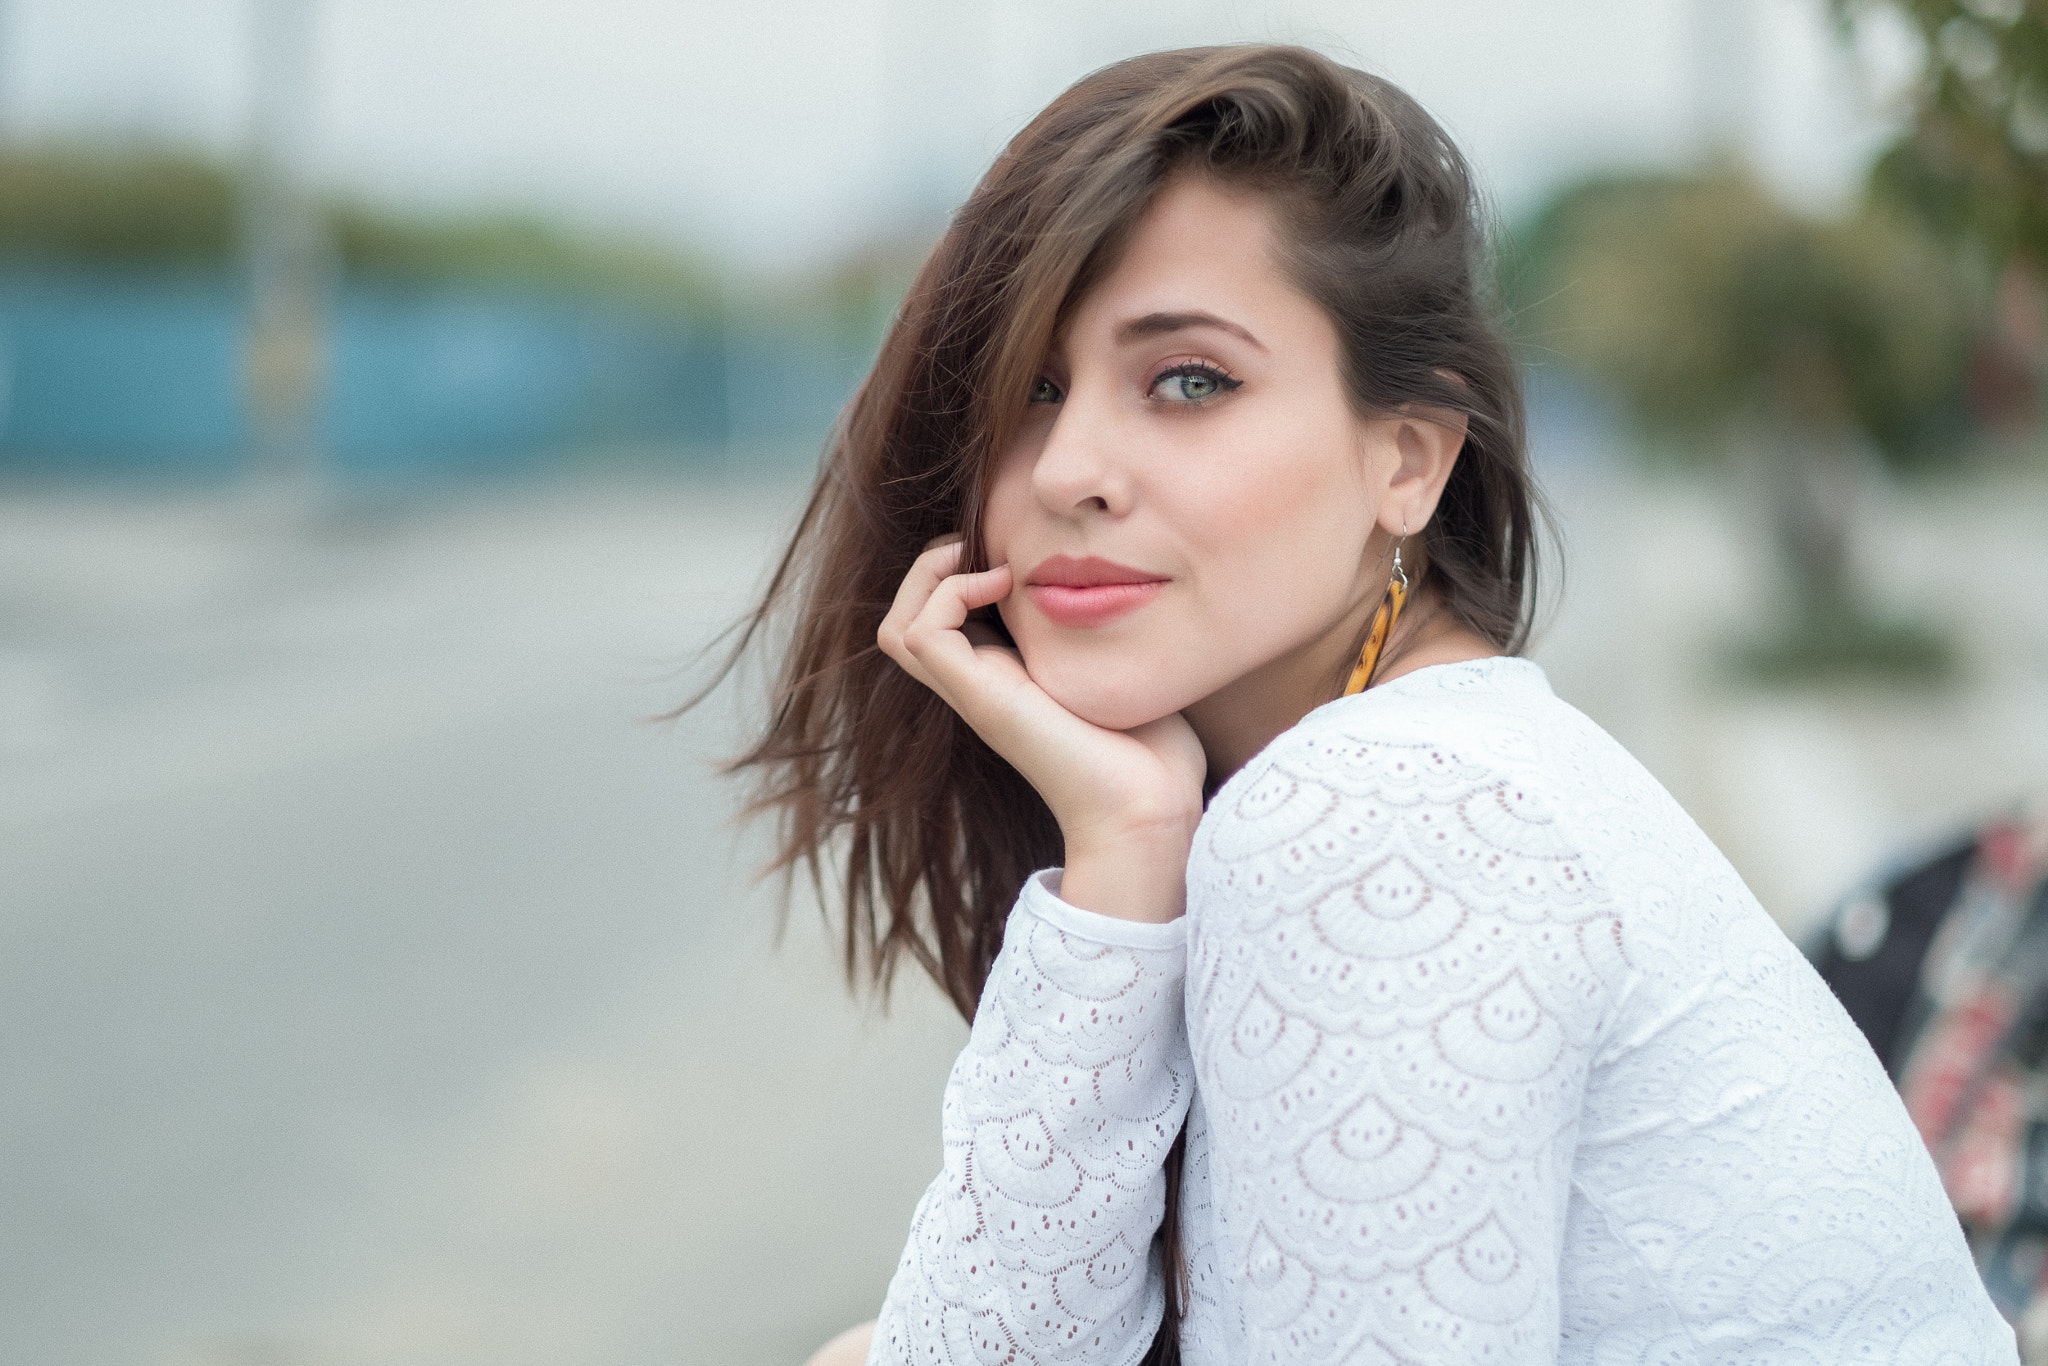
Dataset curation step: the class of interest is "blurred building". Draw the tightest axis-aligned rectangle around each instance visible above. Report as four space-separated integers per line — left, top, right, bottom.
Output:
0 266 737 477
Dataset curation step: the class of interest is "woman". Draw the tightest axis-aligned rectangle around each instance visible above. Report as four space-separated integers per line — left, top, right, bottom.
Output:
732 46 2012 1365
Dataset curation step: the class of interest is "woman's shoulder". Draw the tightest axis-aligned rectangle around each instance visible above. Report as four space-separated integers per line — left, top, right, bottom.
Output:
1195 657 1612 904
1187 656 1639 1058
1195 655 1727 926
1230 655 1585 806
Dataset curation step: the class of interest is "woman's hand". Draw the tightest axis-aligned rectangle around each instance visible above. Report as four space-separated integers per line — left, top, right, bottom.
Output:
878 539 1205 923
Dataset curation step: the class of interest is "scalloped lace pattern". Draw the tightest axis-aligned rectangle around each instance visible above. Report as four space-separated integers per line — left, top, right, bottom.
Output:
870 878 1191 1365
872 659 2014 1365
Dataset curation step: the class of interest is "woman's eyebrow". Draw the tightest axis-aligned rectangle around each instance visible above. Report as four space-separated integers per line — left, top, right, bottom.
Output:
1115 310 1268 352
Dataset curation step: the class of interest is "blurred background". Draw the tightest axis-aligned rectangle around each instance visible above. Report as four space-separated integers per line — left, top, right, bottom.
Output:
3 2 2044 1363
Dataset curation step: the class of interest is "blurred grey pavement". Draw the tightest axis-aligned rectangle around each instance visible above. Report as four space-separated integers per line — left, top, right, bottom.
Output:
2 464 2044 1366
1534 465 2048 926
0 478 964 1366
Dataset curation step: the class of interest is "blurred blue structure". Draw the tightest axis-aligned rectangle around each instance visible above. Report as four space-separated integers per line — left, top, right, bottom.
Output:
0 267 867 480
0 269 247 472
0 264 1616 483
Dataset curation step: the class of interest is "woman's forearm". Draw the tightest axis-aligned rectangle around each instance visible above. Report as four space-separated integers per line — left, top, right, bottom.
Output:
869 872 1191 1366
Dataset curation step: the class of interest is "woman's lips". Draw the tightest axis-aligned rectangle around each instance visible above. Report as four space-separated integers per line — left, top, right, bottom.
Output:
1023 556 1167 628
1026 581 1165 627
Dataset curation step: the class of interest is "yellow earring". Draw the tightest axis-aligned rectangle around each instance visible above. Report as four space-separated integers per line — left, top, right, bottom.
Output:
1343 533 1409 697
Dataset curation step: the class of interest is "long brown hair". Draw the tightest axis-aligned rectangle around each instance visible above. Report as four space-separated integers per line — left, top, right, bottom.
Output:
699 43 1539 1357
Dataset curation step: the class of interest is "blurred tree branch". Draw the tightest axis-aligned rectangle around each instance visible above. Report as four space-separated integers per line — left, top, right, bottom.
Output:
1516 172 1973 472
1833 0 2048 269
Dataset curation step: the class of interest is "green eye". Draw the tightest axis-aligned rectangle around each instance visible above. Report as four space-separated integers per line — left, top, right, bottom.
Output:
1151 364 1240 403
1029 376 1063 404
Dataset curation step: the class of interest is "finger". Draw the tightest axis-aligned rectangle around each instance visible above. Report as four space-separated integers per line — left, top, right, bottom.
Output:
877 540 966 681
907 564 1012 641
907 572 1124 780
902 564 1017 709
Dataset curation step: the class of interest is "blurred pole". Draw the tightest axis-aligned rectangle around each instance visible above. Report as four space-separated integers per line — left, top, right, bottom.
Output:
242 0 328 527
0 0 10 143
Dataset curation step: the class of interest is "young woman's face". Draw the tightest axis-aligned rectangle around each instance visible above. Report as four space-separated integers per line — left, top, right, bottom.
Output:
984 174 1405 733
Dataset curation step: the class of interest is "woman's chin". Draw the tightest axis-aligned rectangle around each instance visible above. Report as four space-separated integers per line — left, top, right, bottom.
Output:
1031 669 1187 734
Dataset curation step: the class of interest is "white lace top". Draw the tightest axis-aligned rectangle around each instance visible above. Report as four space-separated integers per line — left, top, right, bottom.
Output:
868 657 2014 1364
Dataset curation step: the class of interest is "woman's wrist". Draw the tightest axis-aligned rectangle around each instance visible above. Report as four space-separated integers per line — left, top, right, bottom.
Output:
1057 819 1198 924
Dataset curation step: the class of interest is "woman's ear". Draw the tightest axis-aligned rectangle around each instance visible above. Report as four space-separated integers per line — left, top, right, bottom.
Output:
1381 405 1469 535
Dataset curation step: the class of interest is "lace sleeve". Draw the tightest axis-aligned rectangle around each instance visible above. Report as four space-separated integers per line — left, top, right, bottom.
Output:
1185 732 1630 1364
870 870 1193 1366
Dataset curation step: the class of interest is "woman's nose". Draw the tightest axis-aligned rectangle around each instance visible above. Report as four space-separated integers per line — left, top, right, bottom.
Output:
1030 388 1131 518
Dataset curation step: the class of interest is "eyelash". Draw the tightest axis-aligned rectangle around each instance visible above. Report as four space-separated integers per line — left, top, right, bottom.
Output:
1148 358 1243 405
1026 358 1244 406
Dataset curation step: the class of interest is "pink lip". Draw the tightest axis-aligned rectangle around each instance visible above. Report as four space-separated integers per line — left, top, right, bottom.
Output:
1024 555 1168 628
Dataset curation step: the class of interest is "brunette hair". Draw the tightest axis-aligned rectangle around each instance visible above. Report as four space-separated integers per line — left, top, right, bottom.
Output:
702 44 1538 1350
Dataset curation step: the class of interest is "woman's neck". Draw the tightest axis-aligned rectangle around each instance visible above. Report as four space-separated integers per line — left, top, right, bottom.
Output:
1184 595 1501 790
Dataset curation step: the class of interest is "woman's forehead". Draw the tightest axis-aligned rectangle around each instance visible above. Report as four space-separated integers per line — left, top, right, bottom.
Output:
1053 181 1325 357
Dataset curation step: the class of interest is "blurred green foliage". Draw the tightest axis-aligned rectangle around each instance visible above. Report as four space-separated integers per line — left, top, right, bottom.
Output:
328 203 718 312
1513 170 1973 473
0 144 717 313
1834 0 2048 268
1511 172 1981 684
0 147 238 263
